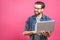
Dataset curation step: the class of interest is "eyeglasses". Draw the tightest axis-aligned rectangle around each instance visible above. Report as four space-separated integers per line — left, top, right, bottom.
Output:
34 7 42 10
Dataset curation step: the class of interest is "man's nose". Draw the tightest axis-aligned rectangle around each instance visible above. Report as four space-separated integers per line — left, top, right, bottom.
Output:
35 9 38 11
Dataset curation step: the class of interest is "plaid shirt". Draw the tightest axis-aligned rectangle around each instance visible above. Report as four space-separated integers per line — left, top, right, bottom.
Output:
24 14 51 40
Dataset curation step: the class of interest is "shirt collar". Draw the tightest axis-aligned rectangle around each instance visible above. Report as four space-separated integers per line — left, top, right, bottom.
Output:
32 14 45 20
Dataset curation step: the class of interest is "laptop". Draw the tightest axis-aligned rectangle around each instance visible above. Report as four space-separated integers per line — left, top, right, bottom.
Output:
35 20 55 33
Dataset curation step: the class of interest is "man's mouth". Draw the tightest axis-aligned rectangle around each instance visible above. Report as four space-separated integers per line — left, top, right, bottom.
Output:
35 12 38 13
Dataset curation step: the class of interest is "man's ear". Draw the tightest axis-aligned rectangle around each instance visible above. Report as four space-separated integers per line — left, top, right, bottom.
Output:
41 9 44 11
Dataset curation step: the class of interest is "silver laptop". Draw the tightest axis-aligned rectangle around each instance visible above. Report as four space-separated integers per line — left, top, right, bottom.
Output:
35 20 55 33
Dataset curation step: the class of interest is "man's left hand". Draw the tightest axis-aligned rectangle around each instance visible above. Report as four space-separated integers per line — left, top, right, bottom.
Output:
41 31 52 37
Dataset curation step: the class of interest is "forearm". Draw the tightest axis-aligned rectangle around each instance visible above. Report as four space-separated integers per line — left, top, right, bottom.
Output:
23 31 36 35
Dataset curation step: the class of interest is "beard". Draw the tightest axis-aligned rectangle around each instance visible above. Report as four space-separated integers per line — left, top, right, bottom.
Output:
34 11 40 16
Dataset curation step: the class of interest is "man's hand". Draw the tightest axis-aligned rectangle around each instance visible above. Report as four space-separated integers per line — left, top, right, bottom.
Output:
39 30 52 37
41 32 50 37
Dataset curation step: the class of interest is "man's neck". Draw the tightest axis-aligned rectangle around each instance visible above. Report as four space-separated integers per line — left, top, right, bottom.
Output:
36 13 43 18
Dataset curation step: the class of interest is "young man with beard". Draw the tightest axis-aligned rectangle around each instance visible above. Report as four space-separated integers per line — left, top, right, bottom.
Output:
23 1 52 40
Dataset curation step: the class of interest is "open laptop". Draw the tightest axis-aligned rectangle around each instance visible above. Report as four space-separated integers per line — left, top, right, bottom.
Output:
35 20 55 33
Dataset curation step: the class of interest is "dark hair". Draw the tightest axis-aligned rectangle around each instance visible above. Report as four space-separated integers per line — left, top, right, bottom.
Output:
35 1 45 9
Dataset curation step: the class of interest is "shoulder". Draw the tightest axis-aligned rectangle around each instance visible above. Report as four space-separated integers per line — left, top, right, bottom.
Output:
26 15 34 21
43 14 51 20
28 15 35 19
26 15 36 22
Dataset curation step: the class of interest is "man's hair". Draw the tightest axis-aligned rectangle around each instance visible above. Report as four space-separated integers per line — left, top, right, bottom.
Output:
35 1 45 9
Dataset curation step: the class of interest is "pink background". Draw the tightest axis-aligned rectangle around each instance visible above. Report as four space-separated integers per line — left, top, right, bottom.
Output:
0 0 60 40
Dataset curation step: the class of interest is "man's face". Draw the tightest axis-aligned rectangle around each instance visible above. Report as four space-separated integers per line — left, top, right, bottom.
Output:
34 4 44 15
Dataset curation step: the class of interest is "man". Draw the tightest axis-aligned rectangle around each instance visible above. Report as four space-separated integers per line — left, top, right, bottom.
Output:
23 1 52 40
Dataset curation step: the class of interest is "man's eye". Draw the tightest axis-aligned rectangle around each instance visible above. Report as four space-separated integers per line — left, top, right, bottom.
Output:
34 8 41 9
